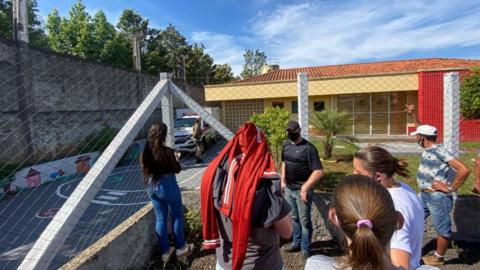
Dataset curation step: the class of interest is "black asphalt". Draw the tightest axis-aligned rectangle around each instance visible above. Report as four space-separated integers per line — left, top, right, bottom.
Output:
0 140 225 270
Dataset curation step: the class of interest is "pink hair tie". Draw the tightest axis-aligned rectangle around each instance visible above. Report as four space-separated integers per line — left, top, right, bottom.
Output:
357 219 373 229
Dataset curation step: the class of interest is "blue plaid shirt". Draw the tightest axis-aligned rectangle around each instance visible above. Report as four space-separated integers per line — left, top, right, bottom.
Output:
416 144 455 190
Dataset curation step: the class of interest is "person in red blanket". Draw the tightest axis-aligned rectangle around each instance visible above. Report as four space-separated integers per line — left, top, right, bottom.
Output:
201 122 292 270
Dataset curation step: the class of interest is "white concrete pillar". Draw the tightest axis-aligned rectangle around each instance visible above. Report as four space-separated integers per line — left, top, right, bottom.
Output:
160 73 175 147
443 72 460 157
297 72 309 140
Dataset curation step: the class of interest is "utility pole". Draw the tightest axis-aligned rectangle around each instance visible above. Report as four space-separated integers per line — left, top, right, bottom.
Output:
12 0 29 42
132 32 143 72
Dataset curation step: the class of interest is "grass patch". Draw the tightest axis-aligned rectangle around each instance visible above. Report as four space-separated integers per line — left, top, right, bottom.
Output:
313 143 478 195
460 141 480 151
310 137 359 161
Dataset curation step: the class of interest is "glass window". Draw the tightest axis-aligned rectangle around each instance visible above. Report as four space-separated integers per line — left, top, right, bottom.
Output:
291 101 298 113
337 95 353 135
390 92 407 135
354 94 370 134
272 102 284 109
313 101 325 112
372 93 388 134
174 118 196 128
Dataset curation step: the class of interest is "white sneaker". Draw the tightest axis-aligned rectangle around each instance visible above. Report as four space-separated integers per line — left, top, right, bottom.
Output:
161 247 174 262
176 243 194 257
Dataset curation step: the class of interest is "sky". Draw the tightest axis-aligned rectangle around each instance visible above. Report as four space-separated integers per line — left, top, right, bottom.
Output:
37 0 480 75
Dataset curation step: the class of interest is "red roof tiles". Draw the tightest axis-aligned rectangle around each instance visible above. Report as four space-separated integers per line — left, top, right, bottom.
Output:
233 58 480 84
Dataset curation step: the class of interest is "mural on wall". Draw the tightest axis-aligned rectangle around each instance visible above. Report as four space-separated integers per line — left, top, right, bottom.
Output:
26 168 41 188
11 152 100 192
75 155 92 175
7 139 146 193
119 140 146 166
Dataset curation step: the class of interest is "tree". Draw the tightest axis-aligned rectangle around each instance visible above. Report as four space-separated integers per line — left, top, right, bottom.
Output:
67 0 94 58
100 34 132 69
117 9 148 37
310 110 351 160
46 9 68 53
0 0 48 48
461 67 480 119
250 107 290 167
157 24 188 77
92 11 115 59
27 0 48 48
0 0 11 39
241 49 266 79
142 29 169 74
210 63 235 84
185 44 214 85
45 1 96 58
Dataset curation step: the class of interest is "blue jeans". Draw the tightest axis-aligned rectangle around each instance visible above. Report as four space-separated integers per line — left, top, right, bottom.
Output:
420 191 453 238
147 174 185 254
285 187 313 252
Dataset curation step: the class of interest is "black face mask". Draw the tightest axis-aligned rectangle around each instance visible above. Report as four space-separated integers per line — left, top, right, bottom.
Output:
287 131 300 142
417 137 425 148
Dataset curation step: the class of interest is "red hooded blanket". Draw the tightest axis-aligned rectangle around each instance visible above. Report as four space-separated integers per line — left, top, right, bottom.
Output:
201 123 277 270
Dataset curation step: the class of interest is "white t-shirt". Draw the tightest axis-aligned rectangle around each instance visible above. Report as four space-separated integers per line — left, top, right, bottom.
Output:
305 255 342 270
305 255 438 270
388 181 425 270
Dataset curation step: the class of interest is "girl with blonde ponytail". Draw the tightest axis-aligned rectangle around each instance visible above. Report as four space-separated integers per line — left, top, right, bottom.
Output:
141 123 193 263
306 175 403 270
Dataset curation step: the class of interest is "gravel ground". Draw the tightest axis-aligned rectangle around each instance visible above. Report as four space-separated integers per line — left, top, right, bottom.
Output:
148 191 480 270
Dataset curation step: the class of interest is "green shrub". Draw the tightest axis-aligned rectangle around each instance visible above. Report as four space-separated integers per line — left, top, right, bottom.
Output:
183 208 202 244
250 107 290 167
461 67 480 119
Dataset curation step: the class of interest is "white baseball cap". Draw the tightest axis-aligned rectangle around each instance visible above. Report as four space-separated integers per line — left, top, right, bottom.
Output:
410 125 438 136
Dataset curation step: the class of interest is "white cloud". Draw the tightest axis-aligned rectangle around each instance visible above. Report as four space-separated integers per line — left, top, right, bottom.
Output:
192 0 480 76
248 0 480 67
191 32 245 75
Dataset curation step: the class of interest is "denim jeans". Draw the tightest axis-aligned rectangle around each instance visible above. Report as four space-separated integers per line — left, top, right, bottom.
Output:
147 174 185 254
284 187 313 252
420 191 453 238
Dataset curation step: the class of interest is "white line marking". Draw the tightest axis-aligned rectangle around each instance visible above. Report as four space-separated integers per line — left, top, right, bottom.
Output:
178 168 206 184
91 200 111 205
97 195 120 201
107 191 127 196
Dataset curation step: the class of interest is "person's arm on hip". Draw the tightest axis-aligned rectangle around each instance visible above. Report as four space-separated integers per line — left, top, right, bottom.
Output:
432 159 470 193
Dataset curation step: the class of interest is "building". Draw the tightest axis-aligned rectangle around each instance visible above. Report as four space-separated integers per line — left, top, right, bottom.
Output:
205 58 480 141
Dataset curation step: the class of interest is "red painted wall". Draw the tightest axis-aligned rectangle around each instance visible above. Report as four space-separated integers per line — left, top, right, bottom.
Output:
418 70 480 141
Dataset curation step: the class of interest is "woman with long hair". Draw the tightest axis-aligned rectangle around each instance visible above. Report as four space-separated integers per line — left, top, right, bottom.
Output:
141 122 193 262
353 146 424 269
305 175 404 270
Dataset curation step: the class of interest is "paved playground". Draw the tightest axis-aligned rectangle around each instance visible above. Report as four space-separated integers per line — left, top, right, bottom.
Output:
0 141 225 270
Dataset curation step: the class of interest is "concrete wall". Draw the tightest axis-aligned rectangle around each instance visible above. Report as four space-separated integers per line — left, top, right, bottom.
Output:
60 204 157 270
0 38 210 164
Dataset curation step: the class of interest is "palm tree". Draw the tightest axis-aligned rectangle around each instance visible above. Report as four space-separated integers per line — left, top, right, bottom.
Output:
311 110 351 159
